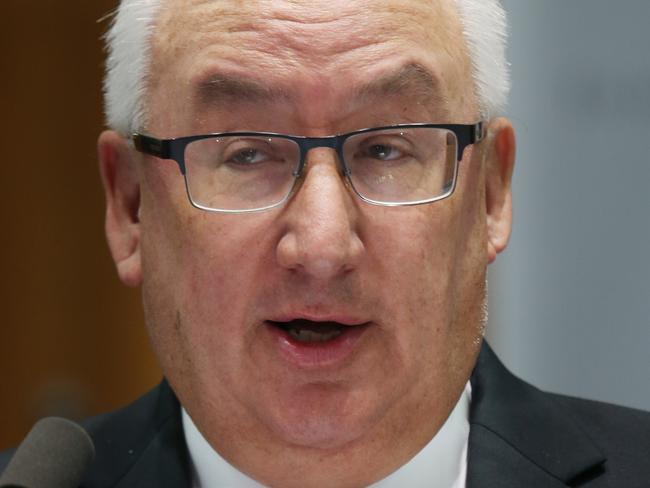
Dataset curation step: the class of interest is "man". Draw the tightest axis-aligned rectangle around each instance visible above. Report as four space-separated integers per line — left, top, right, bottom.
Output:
2 0 649 486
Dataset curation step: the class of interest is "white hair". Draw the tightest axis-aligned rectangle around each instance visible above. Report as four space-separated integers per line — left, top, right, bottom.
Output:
103 0 510 135
103 0 161 135
453 0 510 118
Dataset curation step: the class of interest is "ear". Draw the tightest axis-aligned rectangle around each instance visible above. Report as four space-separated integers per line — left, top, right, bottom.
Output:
484 117 516 264
98 130 143 287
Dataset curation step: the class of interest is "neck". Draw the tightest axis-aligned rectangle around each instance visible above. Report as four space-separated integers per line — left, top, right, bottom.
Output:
185 381 470 488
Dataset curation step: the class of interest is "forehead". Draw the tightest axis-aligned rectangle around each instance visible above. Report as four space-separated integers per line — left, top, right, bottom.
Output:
149 0 475 125
154 0 465 55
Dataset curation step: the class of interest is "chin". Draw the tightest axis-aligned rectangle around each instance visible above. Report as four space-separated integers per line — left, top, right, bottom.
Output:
271 413 367 450
262 384 382 450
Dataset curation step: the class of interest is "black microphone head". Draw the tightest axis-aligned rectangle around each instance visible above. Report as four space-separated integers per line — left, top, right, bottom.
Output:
0 417 95 488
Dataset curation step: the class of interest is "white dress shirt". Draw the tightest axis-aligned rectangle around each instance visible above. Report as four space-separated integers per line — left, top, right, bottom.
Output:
182 382 471 488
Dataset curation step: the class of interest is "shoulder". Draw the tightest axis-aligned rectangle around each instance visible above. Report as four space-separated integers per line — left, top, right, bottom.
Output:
470 342 650 487
82 379 172 449
551 392 650 443
80 379 190 487
549 392 650 482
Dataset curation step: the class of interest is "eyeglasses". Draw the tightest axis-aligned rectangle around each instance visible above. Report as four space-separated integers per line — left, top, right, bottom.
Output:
132 122 485 213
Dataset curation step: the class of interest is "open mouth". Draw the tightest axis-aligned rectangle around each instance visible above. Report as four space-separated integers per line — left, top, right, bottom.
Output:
266 318 371 367
268 319 361 344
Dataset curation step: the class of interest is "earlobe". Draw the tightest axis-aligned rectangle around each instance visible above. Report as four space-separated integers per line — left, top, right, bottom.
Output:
98 130 143 287
484 118 516 264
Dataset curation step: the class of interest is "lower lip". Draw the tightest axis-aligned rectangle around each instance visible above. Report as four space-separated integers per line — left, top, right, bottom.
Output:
265 322 370 369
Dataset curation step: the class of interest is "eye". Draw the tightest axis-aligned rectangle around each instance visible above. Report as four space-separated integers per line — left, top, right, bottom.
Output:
221 138 279 166
355 135 414 163
366 143 403 161
229 147 268 165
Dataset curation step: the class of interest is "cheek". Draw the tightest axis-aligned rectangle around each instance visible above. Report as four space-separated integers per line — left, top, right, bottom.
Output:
138 191 273 380
372 207 456 314
146 220 256 325
362 208 457 373
368 157 486 372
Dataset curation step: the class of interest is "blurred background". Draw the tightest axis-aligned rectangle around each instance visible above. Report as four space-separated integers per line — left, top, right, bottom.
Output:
1 1 649 450
488 0 650 413
0 1 161 449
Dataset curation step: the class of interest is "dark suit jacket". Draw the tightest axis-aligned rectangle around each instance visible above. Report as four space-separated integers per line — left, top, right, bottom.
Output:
2 343 649 487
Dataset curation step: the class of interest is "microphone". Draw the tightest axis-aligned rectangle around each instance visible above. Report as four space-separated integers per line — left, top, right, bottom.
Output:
0 417 95 488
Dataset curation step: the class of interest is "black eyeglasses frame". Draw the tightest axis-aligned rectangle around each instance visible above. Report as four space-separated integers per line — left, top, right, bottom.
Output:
132 122 486 212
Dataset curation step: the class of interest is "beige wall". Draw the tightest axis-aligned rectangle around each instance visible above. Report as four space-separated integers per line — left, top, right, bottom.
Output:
0 1 161 449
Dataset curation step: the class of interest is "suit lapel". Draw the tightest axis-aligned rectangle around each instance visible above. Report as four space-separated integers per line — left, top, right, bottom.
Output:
467 424 567 488
81 380 191 488
112 414 190 488
467 343 606 487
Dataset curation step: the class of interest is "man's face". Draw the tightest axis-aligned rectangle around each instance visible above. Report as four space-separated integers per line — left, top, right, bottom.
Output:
103 0 513 480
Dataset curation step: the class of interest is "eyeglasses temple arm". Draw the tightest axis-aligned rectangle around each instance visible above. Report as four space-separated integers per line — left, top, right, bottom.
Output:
132 133 172 159
472 121 486 143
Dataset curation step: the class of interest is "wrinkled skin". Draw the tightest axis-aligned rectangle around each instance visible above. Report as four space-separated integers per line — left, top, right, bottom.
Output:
99 0 515 486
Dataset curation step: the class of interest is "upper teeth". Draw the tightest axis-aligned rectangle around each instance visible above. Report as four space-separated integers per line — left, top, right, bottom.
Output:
288 328 343 343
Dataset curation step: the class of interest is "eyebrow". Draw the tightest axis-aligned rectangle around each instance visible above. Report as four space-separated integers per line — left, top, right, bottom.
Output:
195 74 290 105
355 63 450 115
194 62 449 115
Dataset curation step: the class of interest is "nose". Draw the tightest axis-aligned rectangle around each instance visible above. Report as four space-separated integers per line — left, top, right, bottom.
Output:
276 148 364 281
